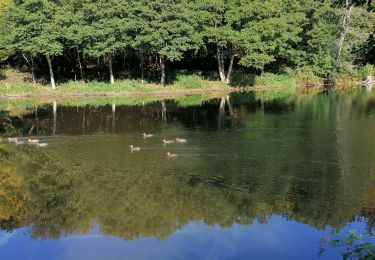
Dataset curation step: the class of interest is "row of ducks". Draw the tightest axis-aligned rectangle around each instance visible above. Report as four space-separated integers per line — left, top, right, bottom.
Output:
7 137 48 147
130 133 187 158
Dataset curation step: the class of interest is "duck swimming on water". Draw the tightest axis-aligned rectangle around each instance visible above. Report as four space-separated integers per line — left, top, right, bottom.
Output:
163 139 174 144
28 139 40 144
8 137 18 143
143 133 154 138
175 138 187 143
166 152 178 158
129 145 141 152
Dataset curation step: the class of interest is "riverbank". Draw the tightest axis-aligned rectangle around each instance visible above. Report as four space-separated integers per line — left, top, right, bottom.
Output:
0 69 295 99
0 68 366 100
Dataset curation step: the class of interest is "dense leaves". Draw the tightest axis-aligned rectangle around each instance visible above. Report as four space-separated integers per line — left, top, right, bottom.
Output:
0 0 374 87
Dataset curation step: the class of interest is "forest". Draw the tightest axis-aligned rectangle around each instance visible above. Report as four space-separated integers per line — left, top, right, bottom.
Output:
0 0 374 89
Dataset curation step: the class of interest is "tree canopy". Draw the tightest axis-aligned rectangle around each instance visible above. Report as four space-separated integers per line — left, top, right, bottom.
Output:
0 0 374 87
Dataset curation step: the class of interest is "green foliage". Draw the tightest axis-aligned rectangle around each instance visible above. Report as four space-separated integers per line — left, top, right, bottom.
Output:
327 230 375 259
255 73 296 87
0 0 374 86
2 0 64 57
175 74 205 89
295 67 321 87
133 0 199 61
360 64 375 77
239 0 306 70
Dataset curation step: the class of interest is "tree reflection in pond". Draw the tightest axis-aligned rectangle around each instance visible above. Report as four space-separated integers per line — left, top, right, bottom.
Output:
0 90 374 243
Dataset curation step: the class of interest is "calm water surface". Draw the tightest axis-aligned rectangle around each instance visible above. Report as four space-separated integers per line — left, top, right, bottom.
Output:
0 90 374 260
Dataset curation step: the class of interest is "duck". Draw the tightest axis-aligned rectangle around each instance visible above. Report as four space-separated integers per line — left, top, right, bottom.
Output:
166 152 178 158
175 138 187 143
15 140 25 145
129 145 141 152
163 139 175 144
8 137 18 143
143 133 154 138
37 143 48 148
28 138 40 145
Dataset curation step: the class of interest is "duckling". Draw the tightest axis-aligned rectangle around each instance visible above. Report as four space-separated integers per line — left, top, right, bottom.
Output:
163 139 175 145
37 143 48 148
175 138 187 143
28 139 40 145
143 133 154 138
129 145 141 152
166 152 178 158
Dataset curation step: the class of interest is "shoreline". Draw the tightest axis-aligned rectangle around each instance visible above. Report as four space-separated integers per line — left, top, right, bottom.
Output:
0 85 290 100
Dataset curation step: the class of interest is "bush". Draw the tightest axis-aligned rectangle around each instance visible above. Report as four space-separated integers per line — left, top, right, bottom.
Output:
231 68 256 87
0 68 4 80
255 72 296 87
361 64 375 78
175 74 204 88
295 67 321 88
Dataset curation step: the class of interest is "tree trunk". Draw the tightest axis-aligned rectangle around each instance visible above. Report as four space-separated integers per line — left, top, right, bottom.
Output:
226 95 234 116
261 65 265 76
217 46 226 83
30 56 36 83
226 54 235 84
108 55 115 84
336 1 353 63
22 52 36 83
161 100 167 121
140 52 144 84
53 101 57 135
112 103 116 134
160 55 166 86
46 55 56 90
77 48 84 82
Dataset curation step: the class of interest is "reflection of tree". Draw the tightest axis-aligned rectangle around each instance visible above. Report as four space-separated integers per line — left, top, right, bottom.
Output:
0 144 28 231
0 91 374 241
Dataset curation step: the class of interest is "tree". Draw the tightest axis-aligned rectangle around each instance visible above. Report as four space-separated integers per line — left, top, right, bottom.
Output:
59 0 87 82
334 0 374 65
195 0 240 83
80 0 133 84
239 0 305 74
0 0 11 62
134 0 199 86
3 0 64 89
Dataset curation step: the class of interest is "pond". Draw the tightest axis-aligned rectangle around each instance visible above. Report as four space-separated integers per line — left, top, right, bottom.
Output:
0 90 374 260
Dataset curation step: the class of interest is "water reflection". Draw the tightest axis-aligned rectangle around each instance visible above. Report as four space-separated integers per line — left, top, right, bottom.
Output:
0 90 374 258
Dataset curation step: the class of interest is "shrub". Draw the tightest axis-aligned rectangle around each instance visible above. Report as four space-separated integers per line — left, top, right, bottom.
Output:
175 74 204 88
361 64 375 78
295 67 321 88
231 68 256 87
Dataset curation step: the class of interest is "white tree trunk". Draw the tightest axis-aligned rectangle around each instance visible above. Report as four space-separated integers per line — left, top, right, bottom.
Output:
53 101 57 135
140 52 144 84
22 52 36 83
160 55 166 86
112 103 116 134
161 100 167 121
108 55 115 85
226 55 235 84
217 47 226 83
46 55 56 90
30 56 36 83
77 48 84 82
337 1 353 63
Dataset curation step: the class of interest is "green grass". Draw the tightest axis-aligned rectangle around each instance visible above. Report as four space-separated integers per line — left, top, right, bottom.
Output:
255 73 296 88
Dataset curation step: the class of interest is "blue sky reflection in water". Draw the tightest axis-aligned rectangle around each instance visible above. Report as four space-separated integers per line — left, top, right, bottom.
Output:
0 217 372 260
0 90 374 259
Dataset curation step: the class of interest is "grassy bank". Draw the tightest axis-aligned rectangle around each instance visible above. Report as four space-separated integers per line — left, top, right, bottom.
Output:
0 68 304 97
0 67 368 99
